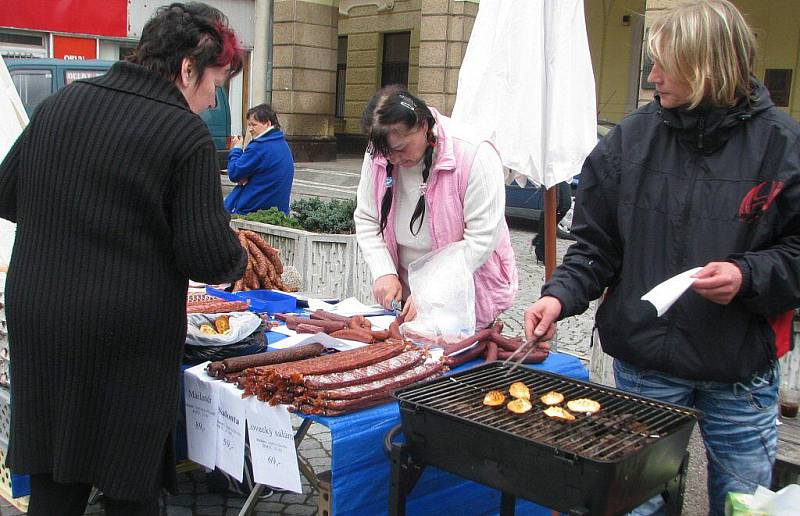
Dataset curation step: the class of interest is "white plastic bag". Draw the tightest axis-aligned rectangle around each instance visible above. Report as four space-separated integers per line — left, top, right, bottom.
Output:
400 241 475 346
186 311 262 347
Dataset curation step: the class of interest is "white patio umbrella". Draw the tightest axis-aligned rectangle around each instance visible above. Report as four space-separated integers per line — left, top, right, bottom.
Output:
452 0 597 276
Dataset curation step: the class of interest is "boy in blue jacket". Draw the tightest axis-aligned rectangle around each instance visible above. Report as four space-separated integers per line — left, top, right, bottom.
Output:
224 103 295 214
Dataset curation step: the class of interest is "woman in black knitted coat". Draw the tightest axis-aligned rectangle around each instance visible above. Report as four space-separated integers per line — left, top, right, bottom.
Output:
0 4 247 514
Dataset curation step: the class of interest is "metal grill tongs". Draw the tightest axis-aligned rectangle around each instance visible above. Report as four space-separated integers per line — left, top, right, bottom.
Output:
501 334 544 375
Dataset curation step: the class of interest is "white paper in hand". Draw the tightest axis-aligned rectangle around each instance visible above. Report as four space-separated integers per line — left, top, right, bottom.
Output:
641 267 703 317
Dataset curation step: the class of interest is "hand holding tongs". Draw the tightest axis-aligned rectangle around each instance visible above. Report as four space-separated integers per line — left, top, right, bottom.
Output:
501 334 544 376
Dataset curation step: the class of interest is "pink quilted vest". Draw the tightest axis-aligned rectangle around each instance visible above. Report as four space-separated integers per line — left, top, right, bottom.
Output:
371 108 518 328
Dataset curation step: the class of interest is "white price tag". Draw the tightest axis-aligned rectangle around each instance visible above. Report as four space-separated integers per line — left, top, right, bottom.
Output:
246 398 302 493
184 363 218 469
215 384 247 481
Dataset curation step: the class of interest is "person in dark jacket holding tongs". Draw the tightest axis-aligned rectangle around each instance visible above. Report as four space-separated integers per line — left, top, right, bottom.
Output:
523 1 800 514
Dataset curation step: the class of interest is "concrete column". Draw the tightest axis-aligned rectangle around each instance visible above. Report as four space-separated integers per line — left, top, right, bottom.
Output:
272 0 339 161
417 0 477 115
251 0 271 105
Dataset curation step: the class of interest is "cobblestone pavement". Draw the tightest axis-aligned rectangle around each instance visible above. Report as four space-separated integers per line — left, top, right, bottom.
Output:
2 219 708 515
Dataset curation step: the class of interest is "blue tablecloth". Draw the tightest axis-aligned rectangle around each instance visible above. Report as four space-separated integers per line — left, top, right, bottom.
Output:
305 352 589 516
182 328 588 514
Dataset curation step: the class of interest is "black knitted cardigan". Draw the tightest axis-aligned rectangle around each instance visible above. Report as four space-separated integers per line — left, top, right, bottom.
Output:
0 61 246 500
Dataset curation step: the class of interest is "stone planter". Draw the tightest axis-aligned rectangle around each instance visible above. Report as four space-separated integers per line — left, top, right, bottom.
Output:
230 219 373 303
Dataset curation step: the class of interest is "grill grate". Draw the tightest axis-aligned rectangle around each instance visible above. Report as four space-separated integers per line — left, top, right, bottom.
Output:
398 363 697 462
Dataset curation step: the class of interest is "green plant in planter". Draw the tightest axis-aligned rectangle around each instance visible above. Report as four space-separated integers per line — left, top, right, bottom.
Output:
234 207 303 229
290 197 356 234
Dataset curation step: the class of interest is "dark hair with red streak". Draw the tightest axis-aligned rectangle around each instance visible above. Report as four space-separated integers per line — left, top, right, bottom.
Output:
128 2 244 82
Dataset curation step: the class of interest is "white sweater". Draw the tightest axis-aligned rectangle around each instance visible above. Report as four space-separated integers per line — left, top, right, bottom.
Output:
354 143 506 293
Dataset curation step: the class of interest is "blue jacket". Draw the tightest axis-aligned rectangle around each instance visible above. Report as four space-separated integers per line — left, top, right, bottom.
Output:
224 128 294 214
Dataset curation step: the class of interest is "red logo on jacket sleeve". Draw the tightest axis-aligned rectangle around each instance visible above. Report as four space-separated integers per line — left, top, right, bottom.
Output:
738 181 784 222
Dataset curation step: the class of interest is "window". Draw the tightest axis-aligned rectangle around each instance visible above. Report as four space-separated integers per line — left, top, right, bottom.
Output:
65 69 105 85
0 32 43 47
381 32 410 87
336 36 348 118
640 29 655 91
764 69 793 108
10 70 53 113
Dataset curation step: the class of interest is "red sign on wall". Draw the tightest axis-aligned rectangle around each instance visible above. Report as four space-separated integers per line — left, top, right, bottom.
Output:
0 0 127 38
52 35 97 60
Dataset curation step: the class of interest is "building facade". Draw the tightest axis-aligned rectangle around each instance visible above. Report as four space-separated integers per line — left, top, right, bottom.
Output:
2 0 798 161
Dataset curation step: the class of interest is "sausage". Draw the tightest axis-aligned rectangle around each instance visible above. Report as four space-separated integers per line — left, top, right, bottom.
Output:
207 361 225 377
370 329 390 341
388 319 403 340
444 341 488 368
245 240 269 284
348 315 372 330
302 360 444 401
281 316 346 333
301 349 425 389
296 323 327 334
330 328 374 343
443 328 494 356
496 348 549 364
187 300 250 314
206 342 326 376
301 319 347 333
485 342 499 362
489 332 524 352
309 310 350 323
242 230 284 275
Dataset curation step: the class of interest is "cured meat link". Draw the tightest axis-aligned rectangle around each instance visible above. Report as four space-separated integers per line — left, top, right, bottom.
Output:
187 300 250 314
496 348 549 364
443 328 494 356
489 332 524 351
309 310 351 323
303 360 443 400
301 349 425 389
330 328 374 343
444 341 488 368
206 342 326 377
239 341 408 394
485 342 499 362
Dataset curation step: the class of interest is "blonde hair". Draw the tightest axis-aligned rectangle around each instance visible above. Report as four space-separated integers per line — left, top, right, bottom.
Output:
647 0 756 108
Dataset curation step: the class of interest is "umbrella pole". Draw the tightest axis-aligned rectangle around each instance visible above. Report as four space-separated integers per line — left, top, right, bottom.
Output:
544 186 557 280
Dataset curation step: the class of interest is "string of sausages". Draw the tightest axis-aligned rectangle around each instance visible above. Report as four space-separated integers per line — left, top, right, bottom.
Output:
232 229 295 292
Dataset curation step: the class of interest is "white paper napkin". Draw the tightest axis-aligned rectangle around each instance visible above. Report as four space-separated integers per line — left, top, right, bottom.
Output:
641 267 702 317
306 297 386 317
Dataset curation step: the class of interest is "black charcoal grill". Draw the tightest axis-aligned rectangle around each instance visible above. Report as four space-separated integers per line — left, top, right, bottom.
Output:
387 362 701 516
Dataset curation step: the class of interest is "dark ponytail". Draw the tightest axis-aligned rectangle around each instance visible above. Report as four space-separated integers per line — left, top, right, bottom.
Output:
409 143 434 235
378 162 394 235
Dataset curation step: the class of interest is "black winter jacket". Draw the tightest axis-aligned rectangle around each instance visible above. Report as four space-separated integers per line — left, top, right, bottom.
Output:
543 81 800 382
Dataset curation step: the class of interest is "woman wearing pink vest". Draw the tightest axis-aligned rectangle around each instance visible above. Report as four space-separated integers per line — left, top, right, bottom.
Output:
354 85 518 329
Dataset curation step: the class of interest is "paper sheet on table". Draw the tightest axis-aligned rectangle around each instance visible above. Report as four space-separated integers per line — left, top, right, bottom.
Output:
641 267 702 317
184 362 218 469
365 315 396 330
270 332 368 351
272 325 296 337
216 384 247 482
246 398 302 493
307 297 386 317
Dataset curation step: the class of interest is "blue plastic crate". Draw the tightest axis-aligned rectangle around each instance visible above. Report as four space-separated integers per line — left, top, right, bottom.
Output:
205 287 296 314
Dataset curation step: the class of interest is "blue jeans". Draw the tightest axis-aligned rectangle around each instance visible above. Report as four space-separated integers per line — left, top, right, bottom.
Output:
613 359 779 516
